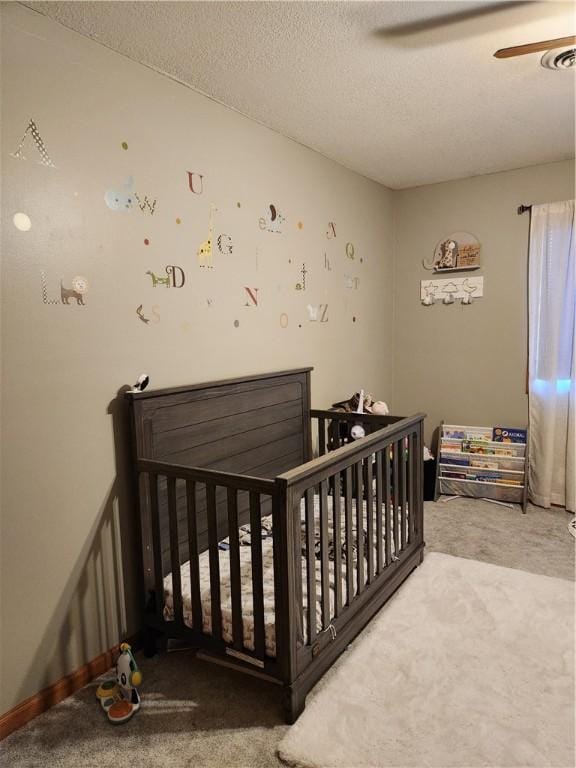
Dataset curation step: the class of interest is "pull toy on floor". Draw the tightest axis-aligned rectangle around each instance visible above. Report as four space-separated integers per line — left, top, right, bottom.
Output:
96 643 142 724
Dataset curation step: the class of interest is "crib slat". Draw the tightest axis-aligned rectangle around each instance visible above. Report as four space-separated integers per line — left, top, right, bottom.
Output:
320 480 330 629
185 480 203 630
365 458 374 584
355 461 364 593
414 426 423 542
400 439 407 551
408 433 415 544
206 483 222 642
375 449 383 574
227 487 243 649
305 487 317 644
344 467 354 603
318 418 326 456
167 477 183 626
250 492 266 657
332 472 343 617
384 445 392 567
149 473 165 622
392 442 400 559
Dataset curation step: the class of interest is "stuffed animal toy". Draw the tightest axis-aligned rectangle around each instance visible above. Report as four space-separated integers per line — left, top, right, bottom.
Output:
366 400 389 416
95 643 142 724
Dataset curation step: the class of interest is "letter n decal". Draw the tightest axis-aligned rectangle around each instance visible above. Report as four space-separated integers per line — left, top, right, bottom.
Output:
244 287 259 306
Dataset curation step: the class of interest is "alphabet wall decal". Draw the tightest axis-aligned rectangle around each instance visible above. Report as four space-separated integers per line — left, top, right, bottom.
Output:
324 253 332 271
295 263 307 291
40 273 89 306
134 193 157 215
10 118 56 168
136 304 150 324
326 222 337 239
197 204 216 268
217 234 233 255
346 242 355 259
345 276 360 289
280 313 289 328
259 204 285 233
105 177 135 211
145 270 170 288
187 171 204 194
137 304 161 324
307 304 328 322
244 287 259 306
165 265 186 288
40 271 60 305
61 276 88 305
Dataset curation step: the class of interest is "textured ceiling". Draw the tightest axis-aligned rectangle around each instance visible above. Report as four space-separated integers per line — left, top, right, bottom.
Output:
25 1 576 189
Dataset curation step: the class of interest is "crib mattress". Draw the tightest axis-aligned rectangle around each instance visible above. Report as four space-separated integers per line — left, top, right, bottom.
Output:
163 494 406 657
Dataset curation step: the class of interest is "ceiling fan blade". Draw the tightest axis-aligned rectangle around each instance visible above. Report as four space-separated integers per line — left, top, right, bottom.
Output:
378 1 528 38
494 36 576 58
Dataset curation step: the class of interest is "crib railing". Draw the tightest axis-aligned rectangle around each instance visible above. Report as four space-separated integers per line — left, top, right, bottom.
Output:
277 412 425 679
137 459 281 670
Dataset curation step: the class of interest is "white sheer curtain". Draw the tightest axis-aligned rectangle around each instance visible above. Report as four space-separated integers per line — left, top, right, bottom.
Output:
528 200 575 513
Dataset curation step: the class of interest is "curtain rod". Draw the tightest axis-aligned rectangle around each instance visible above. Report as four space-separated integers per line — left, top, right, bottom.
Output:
517 204 532 215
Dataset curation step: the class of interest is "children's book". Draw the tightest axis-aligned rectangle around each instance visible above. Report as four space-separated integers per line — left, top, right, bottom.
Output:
470 459 498 469
494 447 516 456
492 427 527 443
440 456 469 466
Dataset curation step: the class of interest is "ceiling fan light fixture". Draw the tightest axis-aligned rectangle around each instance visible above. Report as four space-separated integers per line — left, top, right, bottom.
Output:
540 47 576 70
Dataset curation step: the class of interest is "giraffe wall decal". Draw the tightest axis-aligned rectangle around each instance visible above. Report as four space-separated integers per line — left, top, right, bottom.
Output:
197 203 217 268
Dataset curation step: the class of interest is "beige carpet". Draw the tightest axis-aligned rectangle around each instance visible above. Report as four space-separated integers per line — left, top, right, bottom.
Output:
278 553 575 768
1 502 572 768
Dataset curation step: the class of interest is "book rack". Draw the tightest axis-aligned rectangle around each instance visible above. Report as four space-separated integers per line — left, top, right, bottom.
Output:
434 422 528 513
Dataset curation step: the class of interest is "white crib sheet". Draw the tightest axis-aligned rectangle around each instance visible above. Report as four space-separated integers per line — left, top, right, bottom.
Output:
163 494 407 657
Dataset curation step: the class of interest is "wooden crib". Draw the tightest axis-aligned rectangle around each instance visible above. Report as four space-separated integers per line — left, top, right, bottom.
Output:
126 367 425 722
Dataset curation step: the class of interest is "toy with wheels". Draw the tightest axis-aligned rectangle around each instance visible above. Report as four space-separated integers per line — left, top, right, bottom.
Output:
96 643 142 724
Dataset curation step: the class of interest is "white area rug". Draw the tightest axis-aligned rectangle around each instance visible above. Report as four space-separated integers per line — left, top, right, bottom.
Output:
278 553 575 768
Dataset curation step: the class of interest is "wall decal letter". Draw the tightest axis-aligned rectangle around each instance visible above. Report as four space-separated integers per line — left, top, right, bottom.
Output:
244 287 259 306
280 313 289 328
326 222 337 239
307 303 328 321
166 266 185 288
187 171 204 194
324 253 332 271
295 263 307 291
136 304 150 324
40 271 60 305
259 204 285 233
346 242 355 259
345 276 359 289
217 234 233 255
134 193 157 215
11 118 56 168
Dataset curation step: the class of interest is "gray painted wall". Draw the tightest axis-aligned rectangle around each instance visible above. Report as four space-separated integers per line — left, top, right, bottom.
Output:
1 3 574 717
0 4 395 712
393 160 575 445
